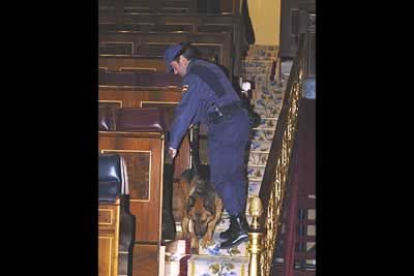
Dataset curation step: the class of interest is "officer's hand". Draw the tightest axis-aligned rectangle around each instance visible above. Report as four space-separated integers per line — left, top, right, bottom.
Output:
169 147 177 159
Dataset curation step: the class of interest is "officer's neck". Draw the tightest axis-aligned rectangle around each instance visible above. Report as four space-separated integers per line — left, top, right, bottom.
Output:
184 59 195 77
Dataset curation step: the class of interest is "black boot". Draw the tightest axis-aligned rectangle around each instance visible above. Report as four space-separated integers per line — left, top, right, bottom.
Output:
219 215 237 240
220 214 249 249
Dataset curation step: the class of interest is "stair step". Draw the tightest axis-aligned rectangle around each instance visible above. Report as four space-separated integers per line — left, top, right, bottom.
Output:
251 129 276 142
252 107 282 119
252 118 278 130
248 181 262 197
246 51 279 57
247 167 265 180
248 151 268 163
197 231 248 257
187 255 249 276
248 176 263 182
252 89 284 102
249 151 270 155
248 149 269 164
248 44 279 51
244 56 277 61
242 59 275 65
245 53 278 60
251 86 283 99
240 74 270 85
241 66 272 74
251 95 284 116
250 140 272 152
247 163 266 168
165 239 191 276
241 68 272 74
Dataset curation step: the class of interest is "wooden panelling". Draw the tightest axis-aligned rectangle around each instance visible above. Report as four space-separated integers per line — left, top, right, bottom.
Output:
119 151 151 200
140 101 191 180
98 13 243 75
100 0 195 13
99 100 122 109
280 0 300 58
99 89 192 179
99 56 167 72
99 201 120 276
99 132 164 243
99 89 192 182
99 86 182 108
99 209 114 226
99 236 114 276
221 0 241 14
99 0 240 14
99 132 173 276
99 71 182 87
98 31 233 77
132 244 159 276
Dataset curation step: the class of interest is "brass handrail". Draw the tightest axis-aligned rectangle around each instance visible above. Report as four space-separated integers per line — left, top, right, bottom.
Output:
251 32 308 276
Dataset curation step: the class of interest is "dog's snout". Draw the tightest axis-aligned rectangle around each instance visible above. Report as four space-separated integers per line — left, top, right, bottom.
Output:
194 220 207 238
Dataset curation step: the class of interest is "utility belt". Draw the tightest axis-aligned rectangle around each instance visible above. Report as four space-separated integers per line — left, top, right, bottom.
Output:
208 101 244 124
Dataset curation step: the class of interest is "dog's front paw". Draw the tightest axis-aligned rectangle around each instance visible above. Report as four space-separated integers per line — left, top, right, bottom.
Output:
190 237 199 253
200 236 213 248
182 232 190 240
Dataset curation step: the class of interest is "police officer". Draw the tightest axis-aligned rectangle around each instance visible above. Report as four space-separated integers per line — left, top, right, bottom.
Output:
164 42 250 249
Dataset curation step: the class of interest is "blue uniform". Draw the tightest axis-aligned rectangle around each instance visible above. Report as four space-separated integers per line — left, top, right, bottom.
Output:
168 58 250 215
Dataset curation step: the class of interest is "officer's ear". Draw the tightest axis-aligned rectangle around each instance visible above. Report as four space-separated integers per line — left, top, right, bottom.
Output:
178 55 190 66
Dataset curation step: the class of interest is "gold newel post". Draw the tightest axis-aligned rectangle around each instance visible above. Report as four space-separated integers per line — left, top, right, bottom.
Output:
247 196 264 276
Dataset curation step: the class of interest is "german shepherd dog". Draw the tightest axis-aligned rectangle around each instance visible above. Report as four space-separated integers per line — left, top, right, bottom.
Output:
180 172 223 251
172 169 196 225
176 126 223 251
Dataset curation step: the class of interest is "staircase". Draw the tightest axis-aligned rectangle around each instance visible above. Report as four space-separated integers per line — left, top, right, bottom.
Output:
242 45 291 202
164 45 293 276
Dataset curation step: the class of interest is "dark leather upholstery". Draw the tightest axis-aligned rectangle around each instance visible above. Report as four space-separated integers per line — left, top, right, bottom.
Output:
99 154 122 202
99 105 117 131
158 105 177 129
116 107 166 132
99 154 135 275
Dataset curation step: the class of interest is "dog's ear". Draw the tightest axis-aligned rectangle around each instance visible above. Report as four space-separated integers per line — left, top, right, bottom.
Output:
204 190 216 215
181 168 195 183
194 177 208 193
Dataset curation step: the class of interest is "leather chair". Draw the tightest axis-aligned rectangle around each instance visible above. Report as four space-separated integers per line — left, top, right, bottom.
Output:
99 154 135 276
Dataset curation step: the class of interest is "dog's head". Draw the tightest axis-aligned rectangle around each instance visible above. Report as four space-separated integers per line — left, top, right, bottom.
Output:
186 178 217 238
